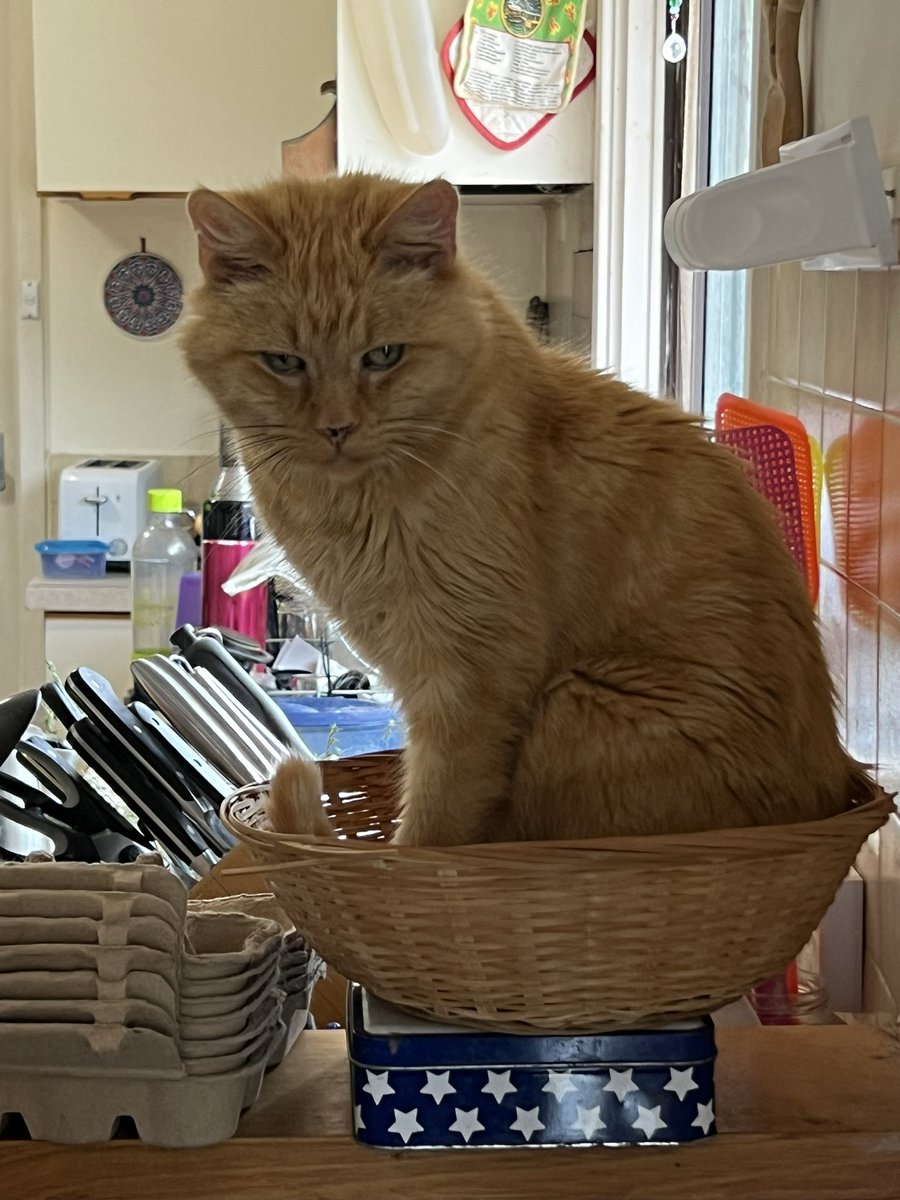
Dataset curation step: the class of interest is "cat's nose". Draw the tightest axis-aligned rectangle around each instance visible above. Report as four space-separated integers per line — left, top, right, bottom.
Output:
320 423 356 448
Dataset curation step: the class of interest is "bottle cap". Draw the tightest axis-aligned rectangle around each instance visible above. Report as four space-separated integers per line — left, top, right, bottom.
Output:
148 487 183 513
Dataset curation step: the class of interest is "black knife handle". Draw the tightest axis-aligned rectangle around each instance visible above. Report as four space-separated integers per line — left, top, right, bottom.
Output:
65 671 215 865
40 682 85 730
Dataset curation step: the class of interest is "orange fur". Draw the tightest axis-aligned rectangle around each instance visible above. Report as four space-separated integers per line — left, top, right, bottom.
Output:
183 174 868 846
265 756 329 838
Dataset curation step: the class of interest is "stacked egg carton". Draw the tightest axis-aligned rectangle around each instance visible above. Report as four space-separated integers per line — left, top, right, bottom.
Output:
187 894 325 1067
0 864 322 1146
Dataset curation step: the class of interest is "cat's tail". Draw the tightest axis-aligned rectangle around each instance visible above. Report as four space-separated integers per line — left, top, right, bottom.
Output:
265 756 332 837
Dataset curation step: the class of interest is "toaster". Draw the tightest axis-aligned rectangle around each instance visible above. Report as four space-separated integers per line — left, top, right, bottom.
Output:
58 458 162 567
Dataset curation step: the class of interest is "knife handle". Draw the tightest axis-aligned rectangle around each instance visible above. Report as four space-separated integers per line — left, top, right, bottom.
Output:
182 633 312 757
40 682 85 730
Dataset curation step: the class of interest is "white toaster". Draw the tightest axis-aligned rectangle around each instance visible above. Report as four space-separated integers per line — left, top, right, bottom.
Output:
58 458 162 566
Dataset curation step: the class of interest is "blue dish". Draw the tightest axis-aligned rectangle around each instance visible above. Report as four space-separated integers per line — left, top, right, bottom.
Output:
268 695 405 758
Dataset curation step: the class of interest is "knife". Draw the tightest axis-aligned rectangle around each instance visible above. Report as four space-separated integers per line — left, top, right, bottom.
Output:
66 718 210 876
191 666 289 771
0 689 41 767
0 783 100 862
39 681 85 731
172 625 312 757
65 669 218 872
130 656 268 784
128 701 235 804
127 702 236 854
15 736 150 860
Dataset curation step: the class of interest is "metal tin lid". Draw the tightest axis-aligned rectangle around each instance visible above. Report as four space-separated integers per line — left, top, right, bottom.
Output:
347 986 717 1070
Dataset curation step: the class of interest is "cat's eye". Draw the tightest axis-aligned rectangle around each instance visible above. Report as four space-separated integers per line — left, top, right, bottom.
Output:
361 344 405 371
260 352 306 375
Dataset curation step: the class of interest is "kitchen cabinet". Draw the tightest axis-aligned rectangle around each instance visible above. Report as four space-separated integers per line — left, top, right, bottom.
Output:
31 0 336 195
336 0 596 185
26 577 134 697
44 617 133 699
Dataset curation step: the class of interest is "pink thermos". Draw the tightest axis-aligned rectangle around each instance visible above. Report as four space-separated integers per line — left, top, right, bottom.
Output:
200 432 268 647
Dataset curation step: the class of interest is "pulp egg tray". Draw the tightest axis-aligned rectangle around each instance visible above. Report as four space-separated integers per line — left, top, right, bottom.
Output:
0 869 324 1146
0 1048 269 1146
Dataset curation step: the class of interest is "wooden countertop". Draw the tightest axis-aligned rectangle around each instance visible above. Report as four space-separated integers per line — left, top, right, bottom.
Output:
4 1024 900 1199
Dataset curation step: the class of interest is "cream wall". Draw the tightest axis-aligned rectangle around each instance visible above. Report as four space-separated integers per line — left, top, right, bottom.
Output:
45 198 217 458
0 0 48 697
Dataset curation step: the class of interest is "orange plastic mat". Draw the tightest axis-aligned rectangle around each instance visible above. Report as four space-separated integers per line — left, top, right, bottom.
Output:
716 393 819 603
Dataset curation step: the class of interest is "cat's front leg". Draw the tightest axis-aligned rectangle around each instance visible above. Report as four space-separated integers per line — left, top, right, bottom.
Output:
391 687 528 847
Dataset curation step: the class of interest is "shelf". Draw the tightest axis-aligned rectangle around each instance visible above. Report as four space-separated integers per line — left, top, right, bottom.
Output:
3 1024 899 1199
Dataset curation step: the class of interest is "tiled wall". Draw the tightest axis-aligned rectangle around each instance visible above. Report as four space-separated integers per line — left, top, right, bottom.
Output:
756 261 900 1021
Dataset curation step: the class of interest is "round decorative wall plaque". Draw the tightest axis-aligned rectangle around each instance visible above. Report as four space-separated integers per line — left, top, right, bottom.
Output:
103 240 183 337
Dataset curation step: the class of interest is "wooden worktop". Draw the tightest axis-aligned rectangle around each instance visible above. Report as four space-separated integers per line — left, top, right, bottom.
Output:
4 1024 900 1199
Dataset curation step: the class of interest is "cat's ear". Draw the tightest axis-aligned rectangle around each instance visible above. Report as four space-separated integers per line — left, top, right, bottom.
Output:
186 189 280 284
374 179 458 276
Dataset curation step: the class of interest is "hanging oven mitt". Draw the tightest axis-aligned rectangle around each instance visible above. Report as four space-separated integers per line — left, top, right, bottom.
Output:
442 17 595 151
453 0 589 113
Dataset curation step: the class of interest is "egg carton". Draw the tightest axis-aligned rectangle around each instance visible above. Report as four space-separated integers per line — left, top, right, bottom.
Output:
0 1047 269 1147
182 911 283 980
0 874 324 1145
0 863 188 914
0 967 177 1016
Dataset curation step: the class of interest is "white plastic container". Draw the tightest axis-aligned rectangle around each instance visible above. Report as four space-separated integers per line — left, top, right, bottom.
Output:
344 0 450 156
664 117 895 271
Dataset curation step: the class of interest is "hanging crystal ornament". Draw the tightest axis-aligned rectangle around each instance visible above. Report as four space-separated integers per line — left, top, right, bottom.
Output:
662 0 687 63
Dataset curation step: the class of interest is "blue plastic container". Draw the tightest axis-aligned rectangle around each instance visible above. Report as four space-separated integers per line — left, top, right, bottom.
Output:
35 540 109 579
269 694 405 758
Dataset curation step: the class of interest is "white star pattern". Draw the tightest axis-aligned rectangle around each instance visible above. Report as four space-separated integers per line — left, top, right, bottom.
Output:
448 1107 485 1143
387 1108 424 1144
632 1104 668 1139
509 1106 546 1142
571 1104 606 1139
664 1067 699 1102
362 1070 396 1106
604 1068 639 1103
353 1104 365 1132
482 1070 517 1103
692 1100 716 1135
542 1070 577 1102
420 1071 457 1104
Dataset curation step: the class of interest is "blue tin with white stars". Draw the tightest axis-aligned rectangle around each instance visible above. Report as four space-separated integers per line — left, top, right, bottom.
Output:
347 986 717 1149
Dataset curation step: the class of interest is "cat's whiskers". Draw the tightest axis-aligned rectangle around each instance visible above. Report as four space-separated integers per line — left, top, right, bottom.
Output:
391 446 478 513
232 430 298 481
173 454 219 489
385 419 478 449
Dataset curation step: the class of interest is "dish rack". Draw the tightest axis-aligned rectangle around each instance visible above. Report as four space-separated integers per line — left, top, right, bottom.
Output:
0 863 323 1146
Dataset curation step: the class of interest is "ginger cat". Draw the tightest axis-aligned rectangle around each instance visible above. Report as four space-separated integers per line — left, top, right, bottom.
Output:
182 174 867 846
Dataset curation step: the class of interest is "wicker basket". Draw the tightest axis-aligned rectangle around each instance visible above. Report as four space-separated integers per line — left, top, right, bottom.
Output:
221 752 894 1034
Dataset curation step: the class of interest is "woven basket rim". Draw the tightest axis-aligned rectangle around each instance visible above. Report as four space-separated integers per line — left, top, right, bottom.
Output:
218 758 894 1034
221 777 895 864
